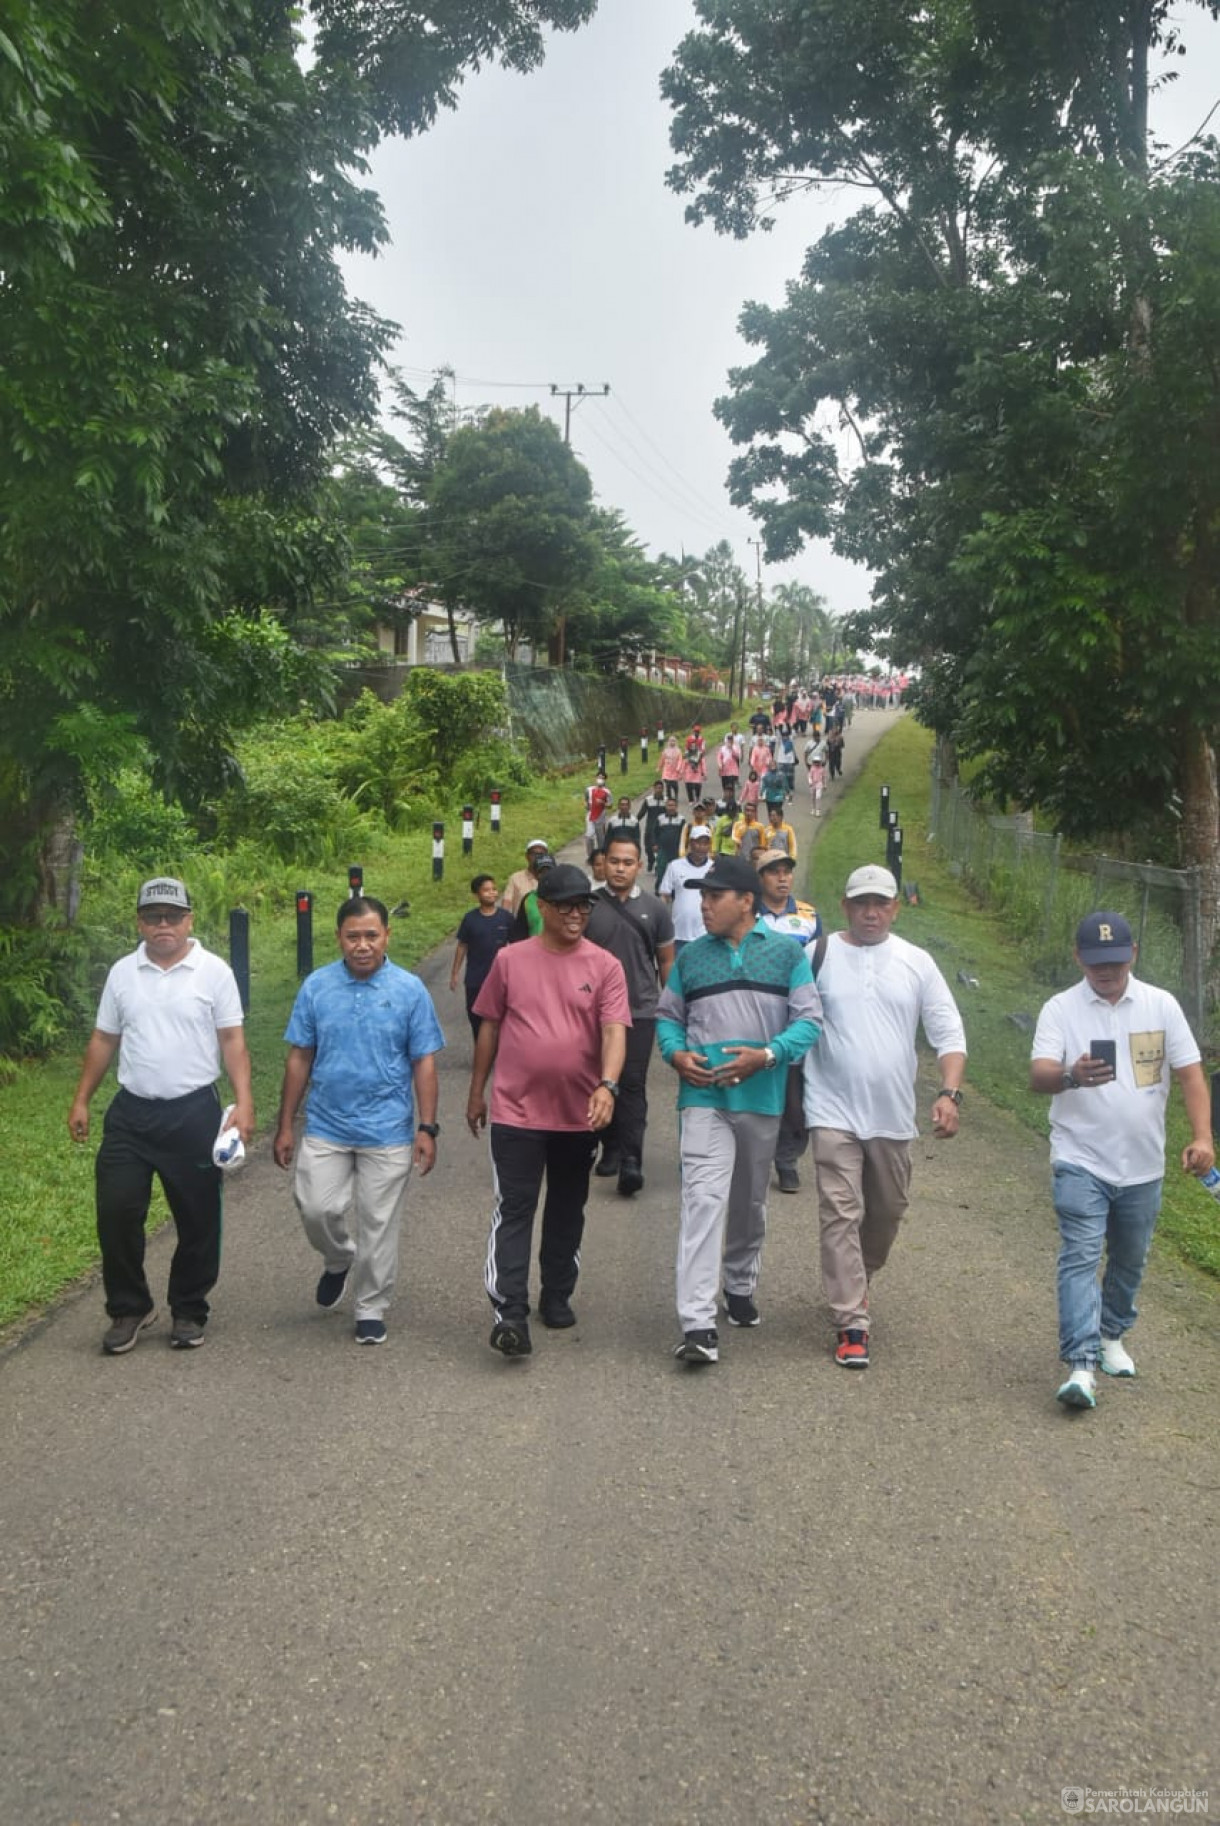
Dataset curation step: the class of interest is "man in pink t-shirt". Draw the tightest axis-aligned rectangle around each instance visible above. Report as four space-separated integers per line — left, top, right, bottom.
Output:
467 864 630 1357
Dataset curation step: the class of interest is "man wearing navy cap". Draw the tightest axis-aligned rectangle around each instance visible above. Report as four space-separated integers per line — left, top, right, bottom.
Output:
657 854 821 1365
1031 910 1214 1411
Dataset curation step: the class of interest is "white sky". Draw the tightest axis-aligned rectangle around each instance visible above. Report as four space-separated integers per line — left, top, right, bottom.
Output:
340 0 1220 621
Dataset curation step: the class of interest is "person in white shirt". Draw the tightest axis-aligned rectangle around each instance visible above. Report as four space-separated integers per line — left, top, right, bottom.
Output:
67 877 254 1355
1030 910 1213 1412
802 865 966 1369
659 826 714 947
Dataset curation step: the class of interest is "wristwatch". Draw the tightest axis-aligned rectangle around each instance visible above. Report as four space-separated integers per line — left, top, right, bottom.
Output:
598 1078 620 1097
1061 1069 1080 1091
936 1087 964 1106
762 1046 778 1070
417 1122 440 1138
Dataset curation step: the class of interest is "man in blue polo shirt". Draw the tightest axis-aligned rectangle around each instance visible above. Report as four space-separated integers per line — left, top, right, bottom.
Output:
274 896 445 1345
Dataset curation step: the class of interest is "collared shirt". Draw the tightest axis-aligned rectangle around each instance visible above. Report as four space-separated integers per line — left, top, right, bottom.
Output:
95 940 244 1099
1031 975 1200 1185
586 884 674 1017
284 958 445 1149
656 922 822 1117
758 894 822 949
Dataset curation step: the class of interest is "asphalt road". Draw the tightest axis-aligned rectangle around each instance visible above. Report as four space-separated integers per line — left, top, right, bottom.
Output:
2 710 1216 1825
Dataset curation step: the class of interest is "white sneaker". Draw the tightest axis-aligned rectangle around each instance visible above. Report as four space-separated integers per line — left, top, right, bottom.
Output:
1056 1367 1097 1410
1100 1337 1136 1378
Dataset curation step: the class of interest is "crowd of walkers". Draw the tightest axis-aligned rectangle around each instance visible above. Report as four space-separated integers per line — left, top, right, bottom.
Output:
69 692 1211 1412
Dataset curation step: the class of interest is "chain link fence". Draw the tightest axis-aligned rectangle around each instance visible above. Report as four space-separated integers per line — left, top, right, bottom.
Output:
929 768 1207 1035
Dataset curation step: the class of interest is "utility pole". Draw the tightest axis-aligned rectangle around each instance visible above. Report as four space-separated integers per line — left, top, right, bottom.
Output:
549 382 610 445
546 383 610 669
748 538 765 694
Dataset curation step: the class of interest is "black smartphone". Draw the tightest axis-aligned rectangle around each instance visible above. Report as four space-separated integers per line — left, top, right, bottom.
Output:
1090 1039 1117 1073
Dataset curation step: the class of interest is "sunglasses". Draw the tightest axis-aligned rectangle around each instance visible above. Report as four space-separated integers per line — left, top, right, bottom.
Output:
139 908 190 925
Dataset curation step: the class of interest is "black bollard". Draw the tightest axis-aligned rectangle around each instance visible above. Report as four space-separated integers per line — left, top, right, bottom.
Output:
490 788 502 835
295 891 314 979
431 821 444 882
461 804 474 856
229 907 250 1014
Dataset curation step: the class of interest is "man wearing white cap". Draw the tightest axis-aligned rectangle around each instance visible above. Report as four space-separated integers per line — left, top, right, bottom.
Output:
501 839 551 916
67 877 254 1354
658 824 714 949
802 864 966 1369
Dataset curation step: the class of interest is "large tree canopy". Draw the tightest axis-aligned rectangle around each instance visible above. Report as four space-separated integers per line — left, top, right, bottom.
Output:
0 0 595 917
663 0 1220 936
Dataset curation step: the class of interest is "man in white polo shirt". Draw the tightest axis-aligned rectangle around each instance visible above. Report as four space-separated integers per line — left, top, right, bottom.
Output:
1030 910 1213 1412
67 877 254 1354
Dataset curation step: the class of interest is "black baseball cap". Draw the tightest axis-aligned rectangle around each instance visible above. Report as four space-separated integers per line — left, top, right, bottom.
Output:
685 856 761 896
536 864 594 904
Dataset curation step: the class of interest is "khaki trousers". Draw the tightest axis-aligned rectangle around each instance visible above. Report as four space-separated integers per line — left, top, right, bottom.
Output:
294 1137 413 1321
811 1129 912 1333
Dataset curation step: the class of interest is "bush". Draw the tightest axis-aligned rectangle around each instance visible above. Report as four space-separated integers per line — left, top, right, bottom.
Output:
0 925 91 1062
215 723 375 863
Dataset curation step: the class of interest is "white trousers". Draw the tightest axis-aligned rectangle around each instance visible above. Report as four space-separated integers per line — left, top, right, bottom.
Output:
294 1137 413 1320
675 1106 780 1332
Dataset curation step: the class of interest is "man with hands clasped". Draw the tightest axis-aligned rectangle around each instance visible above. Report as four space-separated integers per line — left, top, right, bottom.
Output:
656 855 822 1365
1030 910 1214 1412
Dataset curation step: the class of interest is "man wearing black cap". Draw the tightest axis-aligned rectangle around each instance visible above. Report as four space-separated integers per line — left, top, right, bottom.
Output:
466 864 630 1357
1031 910 1214 1411
656 855 821 1364
67 878 255 1354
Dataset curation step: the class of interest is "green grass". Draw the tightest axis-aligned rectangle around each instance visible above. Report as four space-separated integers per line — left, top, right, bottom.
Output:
804 718 1220 1280
0 718 737 1330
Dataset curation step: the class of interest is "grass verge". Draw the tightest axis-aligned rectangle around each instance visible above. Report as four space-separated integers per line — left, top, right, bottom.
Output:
805 717 1220 1281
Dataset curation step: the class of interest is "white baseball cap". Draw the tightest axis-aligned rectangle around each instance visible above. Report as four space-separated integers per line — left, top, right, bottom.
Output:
688 824 713 840
844 864 899 899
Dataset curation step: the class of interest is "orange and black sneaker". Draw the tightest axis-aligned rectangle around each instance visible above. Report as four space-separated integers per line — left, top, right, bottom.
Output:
834 1328 869 1369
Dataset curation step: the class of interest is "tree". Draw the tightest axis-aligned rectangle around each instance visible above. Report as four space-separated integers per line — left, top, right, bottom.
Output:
0 0 595 920
423 407 601 662
663 0 1220 958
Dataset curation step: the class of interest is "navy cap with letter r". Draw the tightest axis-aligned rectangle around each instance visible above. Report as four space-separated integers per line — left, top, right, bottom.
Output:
1076 910 1135 963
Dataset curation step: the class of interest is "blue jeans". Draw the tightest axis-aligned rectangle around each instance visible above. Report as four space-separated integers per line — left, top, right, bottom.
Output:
1052 1164 1161 1367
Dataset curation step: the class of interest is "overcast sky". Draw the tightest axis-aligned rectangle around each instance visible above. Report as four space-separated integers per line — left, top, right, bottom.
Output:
341 1 1220 622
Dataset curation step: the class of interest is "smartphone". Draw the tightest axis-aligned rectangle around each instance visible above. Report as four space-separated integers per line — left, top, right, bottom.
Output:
1090 1039 1117 1074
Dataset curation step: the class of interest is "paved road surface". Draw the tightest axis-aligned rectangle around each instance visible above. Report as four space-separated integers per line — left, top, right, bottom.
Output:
3 710 1217 1824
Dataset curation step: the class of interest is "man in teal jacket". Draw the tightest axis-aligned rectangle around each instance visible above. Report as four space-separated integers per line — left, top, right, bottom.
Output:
656 855 821 1364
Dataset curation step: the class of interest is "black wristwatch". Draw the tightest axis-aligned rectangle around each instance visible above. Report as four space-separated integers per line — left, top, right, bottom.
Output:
936 1087 964 1107
598 1078 620 1097
1061 1069 1079 1091
417 1122 440 1138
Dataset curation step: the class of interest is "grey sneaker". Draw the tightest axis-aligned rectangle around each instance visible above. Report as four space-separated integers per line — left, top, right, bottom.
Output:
169 1317 206 1350
776 1165 800 1193
102 1309 157 1355
673 1328 719 1365
724 1290 760 1328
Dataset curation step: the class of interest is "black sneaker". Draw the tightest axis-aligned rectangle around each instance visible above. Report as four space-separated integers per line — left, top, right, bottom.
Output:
539 1294 576 1330
593 1152 620 1179
673 1328 719 1365
169 1317 206 1350
617 1159 644 1197
315 1267 349 1309
102 1309 157 1355
490 1319 533 1358
724 1290 760 1328
776 1165 800 1193
355 1319 387 1345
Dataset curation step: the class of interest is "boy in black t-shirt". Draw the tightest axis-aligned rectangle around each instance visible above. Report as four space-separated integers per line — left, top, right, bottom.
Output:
450 875 516 1039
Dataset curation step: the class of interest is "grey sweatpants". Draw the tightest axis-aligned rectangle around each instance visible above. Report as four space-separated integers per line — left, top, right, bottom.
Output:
675 1106 780 1332
294 1136 414 1321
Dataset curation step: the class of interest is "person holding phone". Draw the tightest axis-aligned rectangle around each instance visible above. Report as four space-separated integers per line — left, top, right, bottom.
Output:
656 855 822 1365
1030 910 1214 1411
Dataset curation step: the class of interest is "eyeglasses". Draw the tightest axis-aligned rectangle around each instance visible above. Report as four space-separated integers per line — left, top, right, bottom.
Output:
549 900 593 916
139 909 189 925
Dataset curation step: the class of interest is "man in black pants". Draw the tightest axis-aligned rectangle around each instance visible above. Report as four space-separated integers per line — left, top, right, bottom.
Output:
586 835 675 1196
67 877 255 1354
466 865 629 1357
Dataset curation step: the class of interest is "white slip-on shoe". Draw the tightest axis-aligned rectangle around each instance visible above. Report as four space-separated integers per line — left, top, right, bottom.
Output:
1056 1367 1097 1410
1100 1337 1136 1378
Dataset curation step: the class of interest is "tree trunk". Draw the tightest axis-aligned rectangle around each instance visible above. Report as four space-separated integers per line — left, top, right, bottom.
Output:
446 603 463 667
1177 728 1220 1000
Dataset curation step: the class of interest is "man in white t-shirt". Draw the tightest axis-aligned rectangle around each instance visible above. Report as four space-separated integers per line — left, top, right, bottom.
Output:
802 865 966 1369
1030 910 1213 1412
67 877 254 1355
659 826 714 947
